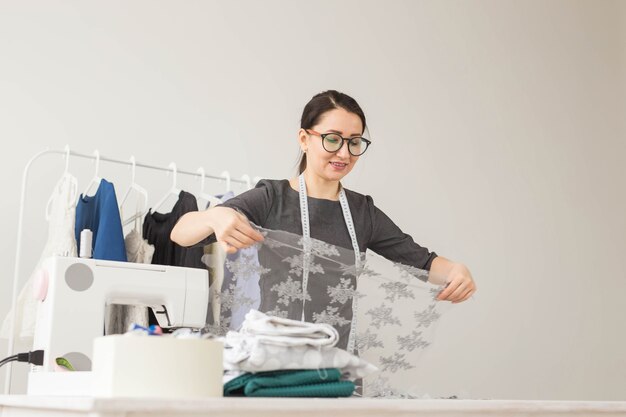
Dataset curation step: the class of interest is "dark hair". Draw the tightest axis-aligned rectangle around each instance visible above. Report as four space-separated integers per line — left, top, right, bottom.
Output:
297 90 367 174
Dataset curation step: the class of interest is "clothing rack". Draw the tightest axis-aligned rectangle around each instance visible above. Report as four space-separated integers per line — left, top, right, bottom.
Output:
62 148 252 185
4 146 258 394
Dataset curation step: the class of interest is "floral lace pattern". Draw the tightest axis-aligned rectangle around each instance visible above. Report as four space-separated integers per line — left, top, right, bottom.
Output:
203 225 451 397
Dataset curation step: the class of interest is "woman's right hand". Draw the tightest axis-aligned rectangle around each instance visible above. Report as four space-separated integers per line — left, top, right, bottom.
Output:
207 207 264 254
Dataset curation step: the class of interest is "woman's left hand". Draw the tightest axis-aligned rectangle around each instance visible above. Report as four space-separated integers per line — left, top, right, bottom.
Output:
436 263 476 303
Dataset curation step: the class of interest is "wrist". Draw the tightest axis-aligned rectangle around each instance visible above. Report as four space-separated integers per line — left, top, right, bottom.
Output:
428 256 453 285
203 208 217 234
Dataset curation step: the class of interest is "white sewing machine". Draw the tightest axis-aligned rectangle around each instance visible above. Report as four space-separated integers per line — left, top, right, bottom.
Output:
27 256 209 395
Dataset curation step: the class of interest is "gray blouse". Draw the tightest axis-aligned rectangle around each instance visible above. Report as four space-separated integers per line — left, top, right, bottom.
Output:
213 179 437 271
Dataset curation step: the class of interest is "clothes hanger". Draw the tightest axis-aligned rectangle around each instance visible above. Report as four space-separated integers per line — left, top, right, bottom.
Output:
45 145 78 221
82 150 102 197
152 162 181 213
253 176 262 187
195 167 222 208
119 156 149 228
220 171 231 194
240 174 252 191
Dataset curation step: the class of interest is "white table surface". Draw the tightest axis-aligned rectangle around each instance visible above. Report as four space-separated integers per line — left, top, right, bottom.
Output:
1 395 626 417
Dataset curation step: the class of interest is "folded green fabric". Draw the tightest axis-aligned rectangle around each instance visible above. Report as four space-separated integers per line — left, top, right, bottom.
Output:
224 368 355 397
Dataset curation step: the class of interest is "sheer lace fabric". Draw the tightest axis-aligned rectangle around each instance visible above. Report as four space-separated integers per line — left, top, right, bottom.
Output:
204 225 452 397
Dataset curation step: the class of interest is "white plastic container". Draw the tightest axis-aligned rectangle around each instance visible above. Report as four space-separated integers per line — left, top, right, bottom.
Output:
92 335 223 398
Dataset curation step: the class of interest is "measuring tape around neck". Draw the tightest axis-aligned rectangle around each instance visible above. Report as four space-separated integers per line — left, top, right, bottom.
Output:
298 174 361 353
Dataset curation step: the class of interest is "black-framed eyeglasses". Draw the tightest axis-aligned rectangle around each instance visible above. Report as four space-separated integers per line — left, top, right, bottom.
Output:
306 129 372 156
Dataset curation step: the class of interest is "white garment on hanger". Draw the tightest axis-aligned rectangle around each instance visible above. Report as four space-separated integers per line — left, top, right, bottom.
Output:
124 228 155 264
1 174 78 341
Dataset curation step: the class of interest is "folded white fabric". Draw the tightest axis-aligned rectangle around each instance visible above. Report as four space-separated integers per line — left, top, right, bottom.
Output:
223 331 377 380
238 309 339 348
222 310 377 380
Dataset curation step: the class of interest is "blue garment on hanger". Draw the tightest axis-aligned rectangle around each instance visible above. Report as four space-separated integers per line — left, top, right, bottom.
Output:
75 179 127 262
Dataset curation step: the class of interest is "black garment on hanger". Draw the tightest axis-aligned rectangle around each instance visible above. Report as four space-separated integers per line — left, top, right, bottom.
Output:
143 191 206 329
142 190 205 269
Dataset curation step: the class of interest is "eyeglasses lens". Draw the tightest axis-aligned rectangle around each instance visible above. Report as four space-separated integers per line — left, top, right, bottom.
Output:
348 138 364 155
323 134 343 152
321 133 369 156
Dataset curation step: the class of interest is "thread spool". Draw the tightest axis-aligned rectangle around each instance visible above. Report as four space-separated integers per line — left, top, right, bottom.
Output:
79 229 93 258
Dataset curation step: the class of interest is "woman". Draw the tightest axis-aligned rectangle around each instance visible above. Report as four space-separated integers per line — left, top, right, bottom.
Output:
171 90 476 305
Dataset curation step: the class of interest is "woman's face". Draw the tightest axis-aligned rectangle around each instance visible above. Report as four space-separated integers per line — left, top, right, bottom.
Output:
299 108 364 182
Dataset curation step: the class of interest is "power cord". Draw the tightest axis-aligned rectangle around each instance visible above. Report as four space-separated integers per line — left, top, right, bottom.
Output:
0 350 44 368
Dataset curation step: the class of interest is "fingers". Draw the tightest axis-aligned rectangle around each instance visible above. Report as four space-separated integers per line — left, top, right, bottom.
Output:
437 279 476 302
230 228 258 247
440 286 476 303
222 235 249 250
446 282 468 302
452 287 475 304
435 263 476 303
220 241 238 255
437 280 459 301
235 218 265 242
214 210 264 252
225 219 263 248
438 285 457 301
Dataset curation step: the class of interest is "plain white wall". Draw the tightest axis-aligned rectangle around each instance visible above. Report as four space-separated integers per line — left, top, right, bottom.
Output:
0 0 624 400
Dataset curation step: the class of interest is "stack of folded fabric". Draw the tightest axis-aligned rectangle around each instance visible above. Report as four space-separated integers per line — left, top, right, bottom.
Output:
224 368 355 397
222 310 377 397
